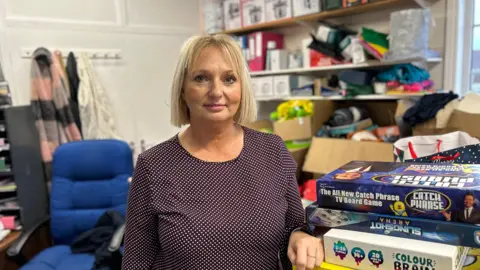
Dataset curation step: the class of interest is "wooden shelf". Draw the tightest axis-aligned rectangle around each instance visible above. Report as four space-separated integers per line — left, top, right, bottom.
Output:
256 93 431 102
221 0 413 35
250 58 442 77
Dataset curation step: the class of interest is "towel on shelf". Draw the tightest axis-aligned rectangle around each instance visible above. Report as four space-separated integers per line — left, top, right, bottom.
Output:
30 47 82 164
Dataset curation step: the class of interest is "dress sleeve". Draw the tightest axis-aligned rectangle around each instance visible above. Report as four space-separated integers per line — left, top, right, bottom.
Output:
122 154 160 269
276 136 312 270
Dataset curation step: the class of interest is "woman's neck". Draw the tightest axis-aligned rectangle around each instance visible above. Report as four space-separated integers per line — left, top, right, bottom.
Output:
184 120 240 149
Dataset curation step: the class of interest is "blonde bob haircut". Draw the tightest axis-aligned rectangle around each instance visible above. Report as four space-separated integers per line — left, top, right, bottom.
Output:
170 34 257 127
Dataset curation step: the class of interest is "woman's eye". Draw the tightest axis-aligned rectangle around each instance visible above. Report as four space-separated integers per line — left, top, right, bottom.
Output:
225 76 237 84
194 75 207 83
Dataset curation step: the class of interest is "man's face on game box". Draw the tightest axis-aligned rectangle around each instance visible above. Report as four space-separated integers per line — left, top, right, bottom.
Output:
334 172 362 180
465 195 475 208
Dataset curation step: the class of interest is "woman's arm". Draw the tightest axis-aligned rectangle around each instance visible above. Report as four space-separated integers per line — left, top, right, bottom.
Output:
122 155 160 269
276 137 310 270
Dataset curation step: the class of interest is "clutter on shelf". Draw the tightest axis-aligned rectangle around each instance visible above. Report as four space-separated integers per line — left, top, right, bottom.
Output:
223 5 440 100
269 100 313 122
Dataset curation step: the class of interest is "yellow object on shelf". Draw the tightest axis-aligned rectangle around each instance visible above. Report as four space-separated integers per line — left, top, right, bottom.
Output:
293 262 352 270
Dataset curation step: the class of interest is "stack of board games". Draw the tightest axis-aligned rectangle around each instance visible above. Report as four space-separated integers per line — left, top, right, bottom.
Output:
306 161 480 269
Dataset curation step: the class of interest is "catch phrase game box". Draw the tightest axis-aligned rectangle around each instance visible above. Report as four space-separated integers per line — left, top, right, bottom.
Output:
316 161 480 224
324 229 468 270
306 204 480 248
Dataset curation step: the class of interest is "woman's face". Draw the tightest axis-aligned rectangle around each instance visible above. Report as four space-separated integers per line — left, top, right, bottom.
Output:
183 46 241 125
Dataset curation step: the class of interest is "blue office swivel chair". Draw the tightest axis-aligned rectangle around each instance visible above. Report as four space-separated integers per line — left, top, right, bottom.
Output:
7 139 133 270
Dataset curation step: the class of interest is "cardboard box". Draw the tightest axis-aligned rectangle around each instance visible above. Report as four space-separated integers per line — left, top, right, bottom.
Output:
414 110 480 139
293 0 321 17
223 0 242 30
307 204 480 248
241 0 265 27
303 138 393 175
274 116 314 141
324 229 468 270
265 0 292 22
274 100 397 174
316 161 480 223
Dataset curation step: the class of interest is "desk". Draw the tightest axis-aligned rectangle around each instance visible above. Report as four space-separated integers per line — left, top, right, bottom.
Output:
0 231 20 252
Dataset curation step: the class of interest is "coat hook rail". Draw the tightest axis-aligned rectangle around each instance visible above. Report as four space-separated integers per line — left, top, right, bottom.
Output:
20 48 122 59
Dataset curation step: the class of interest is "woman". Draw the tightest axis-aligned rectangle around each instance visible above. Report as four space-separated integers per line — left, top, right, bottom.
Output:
122 34 323 270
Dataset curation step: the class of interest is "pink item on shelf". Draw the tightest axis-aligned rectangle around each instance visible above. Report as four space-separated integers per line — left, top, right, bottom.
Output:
0 216 15 229
422 79 434 89
404 82 423 92
386 81 401 88
248 31 284 71
358 38 383 60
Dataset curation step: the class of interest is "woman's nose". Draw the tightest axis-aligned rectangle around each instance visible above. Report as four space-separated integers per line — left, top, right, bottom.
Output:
209 78 223 97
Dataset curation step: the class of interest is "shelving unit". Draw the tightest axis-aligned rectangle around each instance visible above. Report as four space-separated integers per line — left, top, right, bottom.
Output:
2 105 49 231
0 81 48 232
251 57 442 77
256 93 429 102
221 0 424 35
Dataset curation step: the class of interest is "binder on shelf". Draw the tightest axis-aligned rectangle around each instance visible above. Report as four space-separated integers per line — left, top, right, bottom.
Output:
248 31 284 71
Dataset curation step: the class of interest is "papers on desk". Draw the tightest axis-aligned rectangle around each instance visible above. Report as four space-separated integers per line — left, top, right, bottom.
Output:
0 229 10 242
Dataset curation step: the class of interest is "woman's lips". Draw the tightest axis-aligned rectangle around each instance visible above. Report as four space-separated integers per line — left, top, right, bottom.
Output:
204 104 226 112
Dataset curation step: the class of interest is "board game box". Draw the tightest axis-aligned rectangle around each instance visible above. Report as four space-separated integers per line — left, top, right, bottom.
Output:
306 204 480 248
324 229 469 270
316 161 480 224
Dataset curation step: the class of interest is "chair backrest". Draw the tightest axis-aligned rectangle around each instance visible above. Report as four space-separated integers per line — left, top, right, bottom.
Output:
50 139 133 245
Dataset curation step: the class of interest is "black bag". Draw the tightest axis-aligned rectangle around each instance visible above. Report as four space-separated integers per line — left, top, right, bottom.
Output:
406 143 480 164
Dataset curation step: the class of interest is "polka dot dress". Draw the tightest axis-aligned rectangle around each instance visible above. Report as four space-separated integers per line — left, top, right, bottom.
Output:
122 127 306 270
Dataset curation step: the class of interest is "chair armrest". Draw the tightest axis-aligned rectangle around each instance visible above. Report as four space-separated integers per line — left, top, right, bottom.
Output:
108 223 125 252
6 215 50 265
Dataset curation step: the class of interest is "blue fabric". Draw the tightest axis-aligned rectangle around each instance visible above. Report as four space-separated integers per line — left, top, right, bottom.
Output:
375 64 430 84
21 140 133 270
20 246 95 270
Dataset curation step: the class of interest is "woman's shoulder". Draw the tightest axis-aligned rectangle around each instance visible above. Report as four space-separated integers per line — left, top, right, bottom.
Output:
243 126 285 151
137 136 181 164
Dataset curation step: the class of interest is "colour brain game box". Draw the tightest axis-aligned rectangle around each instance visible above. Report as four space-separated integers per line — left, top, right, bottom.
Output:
316 161 480 224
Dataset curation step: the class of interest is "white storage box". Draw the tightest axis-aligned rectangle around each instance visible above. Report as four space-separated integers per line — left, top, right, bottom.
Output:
203 0 225 34
273 75 314 97
269 49 289 71
254 76 274 98
241 0 265 27
293 0 321 17
265 0 292 22
324 229 468 270
223 0 242 30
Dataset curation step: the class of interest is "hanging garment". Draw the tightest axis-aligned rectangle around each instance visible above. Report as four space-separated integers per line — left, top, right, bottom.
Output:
77 52 120 140
66 52 82 135
30 48 82 164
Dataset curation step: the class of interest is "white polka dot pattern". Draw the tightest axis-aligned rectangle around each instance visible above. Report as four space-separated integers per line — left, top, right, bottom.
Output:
121 128 306 269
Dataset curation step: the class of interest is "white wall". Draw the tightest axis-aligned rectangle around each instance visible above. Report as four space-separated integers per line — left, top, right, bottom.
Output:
0 0 200 154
